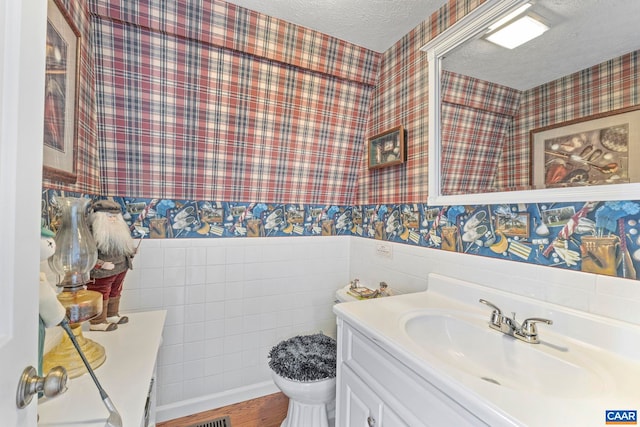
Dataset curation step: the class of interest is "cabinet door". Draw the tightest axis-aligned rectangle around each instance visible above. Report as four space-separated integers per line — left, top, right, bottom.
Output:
340 366 409 427
341 366 380 426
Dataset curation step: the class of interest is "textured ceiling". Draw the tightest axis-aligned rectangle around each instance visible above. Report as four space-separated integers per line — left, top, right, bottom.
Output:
223 0 445 52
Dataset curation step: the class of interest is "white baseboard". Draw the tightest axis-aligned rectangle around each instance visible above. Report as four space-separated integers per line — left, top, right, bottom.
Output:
156 380 280 423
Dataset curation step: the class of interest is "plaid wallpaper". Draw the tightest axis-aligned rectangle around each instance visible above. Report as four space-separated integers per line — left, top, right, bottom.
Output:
52 0 490 205
89 0 378 204
43 0 102 194
440 71 521 195
497 50 640 189
89 0 378 86
357 0 485 204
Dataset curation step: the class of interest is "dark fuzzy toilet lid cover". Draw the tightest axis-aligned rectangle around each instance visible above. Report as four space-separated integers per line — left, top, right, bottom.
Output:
268 333 337 381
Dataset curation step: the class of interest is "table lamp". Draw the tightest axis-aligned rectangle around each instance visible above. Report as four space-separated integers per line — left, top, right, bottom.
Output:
43 197 106 378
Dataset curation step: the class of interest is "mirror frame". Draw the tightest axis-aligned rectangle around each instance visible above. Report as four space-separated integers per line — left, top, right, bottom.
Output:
421 0 640 205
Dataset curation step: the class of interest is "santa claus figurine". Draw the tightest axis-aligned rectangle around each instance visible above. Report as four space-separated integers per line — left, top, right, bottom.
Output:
87 200 136 331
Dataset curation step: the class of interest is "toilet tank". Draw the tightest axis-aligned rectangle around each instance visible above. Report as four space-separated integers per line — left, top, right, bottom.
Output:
335 286 359 303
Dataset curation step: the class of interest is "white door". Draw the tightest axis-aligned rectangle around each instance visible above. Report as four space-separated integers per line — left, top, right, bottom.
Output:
0 0 48 425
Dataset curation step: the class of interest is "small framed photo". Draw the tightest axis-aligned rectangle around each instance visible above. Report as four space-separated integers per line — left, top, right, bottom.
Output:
368 125 406 169
43 0 81 183
531 106 640 189
495 212 530 238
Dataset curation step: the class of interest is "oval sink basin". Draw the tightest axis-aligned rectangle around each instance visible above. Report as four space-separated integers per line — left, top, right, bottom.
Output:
401 310 608 398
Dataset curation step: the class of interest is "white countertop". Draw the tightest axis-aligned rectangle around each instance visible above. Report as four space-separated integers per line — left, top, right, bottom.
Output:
38 310 166 427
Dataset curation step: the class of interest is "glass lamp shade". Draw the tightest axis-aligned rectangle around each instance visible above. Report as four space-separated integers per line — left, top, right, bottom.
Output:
48 197 98 291
48 197 102 322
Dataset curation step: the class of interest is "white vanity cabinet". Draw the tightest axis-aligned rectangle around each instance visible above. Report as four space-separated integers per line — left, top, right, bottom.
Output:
335 274 640 426
336 317 486 427
38 310 166 427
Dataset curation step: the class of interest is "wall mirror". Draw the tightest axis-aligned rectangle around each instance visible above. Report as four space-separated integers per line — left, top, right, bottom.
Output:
422 0 640 205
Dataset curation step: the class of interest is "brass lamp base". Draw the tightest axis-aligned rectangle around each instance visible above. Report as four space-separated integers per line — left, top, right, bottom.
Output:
43 322 106 379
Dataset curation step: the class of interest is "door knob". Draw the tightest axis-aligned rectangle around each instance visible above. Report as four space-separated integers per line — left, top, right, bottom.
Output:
16 365 68 408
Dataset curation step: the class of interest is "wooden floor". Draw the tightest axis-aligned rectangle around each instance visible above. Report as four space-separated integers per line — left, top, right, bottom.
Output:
157 392 289 427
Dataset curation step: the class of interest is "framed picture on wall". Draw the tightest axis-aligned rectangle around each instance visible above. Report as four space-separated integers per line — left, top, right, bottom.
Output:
531 105 640 189
42 0 80 183
368 125 406 169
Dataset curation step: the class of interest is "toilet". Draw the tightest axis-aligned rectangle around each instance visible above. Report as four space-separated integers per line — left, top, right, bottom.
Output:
268 288 357 427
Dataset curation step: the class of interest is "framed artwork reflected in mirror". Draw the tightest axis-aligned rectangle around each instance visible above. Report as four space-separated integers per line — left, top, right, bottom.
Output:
531 106 640 190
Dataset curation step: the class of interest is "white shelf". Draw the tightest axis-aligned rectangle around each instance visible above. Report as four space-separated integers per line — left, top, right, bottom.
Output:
38 310 166 427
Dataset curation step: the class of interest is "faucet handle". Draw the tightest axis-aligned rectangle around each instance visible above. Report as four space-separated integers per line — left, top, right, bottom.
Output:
479 299 502 327
519 317 553 342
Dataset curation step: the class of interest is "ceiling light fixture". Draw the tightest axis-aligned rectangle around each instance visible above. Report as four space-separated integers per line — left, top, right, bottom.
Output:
486 14 549 49
487 3 532 31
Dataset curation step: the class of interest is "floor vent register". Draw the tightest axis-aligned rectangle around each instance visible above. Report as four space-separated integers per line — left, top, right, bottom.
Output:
187 415 231 427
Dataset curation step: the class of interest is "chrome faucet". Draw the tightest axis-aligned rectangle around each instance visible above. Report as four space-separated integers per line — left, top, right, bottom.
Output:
479 299 552 344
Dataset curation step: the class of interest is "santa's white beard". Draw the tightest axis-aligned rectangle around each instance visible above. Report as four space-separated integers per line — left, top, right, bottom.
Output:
91 212 136 255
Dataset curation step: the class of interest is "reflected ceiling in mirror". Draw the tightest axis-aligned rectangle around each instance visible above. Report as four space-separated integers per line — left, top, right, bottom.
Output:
423 0 640 205
443 0 640 91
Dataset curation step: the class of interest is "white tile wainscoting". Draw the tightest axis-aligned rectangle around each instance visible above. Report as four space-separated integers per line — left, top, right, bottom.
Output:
121 236 640 422
349 237 640 326
121 236 350 422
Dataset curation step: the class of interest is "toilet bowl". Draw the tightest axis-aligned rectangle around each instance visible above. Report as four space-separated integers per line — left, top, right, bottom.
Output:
271 371 336 427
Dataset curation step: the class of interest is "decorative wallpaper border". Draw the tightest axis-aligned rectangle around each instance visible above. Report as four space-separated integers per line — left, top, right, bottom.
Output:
43 189 640 281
